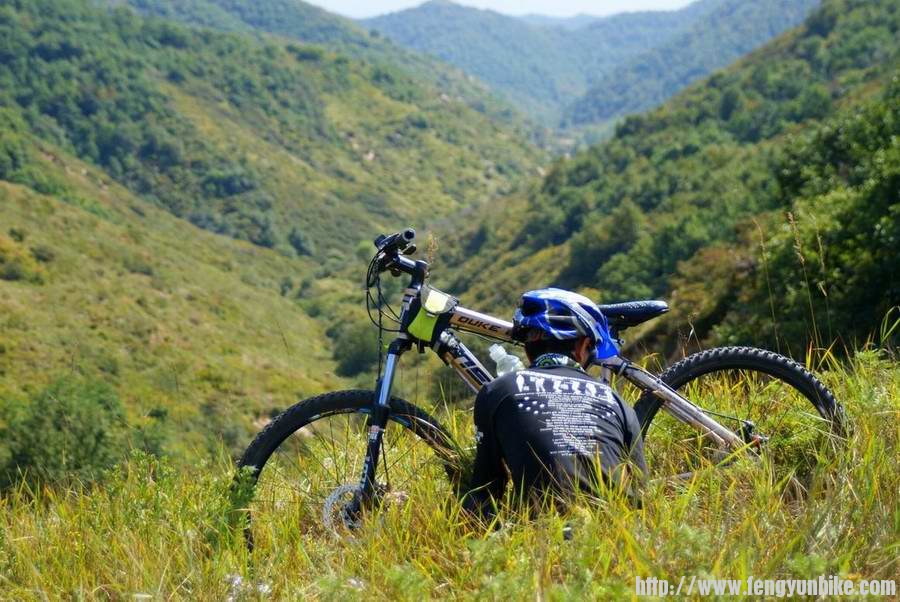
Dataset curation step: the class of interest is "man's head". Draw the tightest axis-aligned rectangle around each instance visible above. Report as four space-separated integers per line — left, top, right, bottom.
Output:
512 288 618 368
523 335 594 367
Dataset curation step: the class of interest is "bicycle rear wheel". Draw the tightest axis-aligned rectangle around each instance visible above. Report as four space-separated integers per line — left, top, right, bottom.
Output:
236 390 462 547
633 347 846 479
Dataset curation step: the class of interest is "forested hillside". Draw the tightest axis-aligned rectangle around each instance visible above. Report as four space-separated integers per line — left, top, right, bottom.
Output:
444 0 899 354
369 0 589 121
364 0 818 128
1 0 540 255
517 13 600 30
0 0 541 456
119 0 525 127
364 0 707 123
563 0 820 126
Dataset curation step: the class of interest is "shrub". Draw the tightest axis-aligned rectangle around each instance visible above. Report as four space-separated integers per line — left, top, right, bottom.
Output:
287 44 323 62
333 321 380 377
0 234 45 284
288 227 314 256
279 276 294 296
0 377 127 489
123 253 154 276
0 130 29 180
201 168 258 198
29 244 55 263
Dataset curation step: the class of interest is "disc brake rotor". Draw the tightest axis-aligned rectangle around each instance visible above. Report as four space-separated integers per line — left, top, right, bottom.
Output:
322 483 361 534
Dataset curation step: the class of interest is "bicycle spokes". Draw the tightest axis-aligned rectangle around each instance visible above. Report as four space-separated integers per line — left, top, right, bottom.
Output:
247 411 451 544
647 369 840 479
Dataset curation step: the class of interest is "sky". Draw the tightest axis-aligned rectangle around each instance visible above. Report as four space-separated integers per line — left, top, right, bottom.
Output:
307 0 695 19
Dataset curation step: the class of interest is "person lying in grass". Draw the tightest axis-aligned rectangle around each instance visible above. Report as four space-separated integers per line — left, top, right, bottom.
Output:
464 289 646 518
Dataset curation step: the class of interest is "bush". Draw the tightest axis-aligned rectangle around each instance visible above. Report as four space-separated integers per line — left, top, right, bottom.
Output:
0 377 127 489
0 234 45 284
333 321 380 377
123 253 154 276
287 44 324 62
288 227 314 256
29 244 55 263
0 130 29 180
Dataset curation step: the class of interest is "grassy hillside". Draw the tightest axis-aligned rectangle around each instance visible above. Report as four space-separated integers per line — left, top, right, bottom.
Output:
1 0 541 258
0 350 896 597
120 0 529 129
0 147 344 458
364 0 817 128
0 0 544 464
564 0 820 126
440 0 899 358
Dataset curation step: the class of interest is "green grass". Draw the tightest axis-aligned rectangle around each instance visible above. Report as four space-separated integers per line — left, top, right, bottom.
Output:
0 349 896 598
0 149 346 458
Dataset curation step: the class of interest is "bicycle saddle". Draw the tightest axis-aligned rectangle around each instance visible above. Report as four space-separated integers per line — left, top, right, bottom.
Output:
598 300 669 330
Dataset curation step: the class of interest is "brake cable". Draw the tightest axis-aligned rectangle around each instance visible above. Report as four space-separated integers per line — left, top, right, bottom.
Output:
698 407 761 444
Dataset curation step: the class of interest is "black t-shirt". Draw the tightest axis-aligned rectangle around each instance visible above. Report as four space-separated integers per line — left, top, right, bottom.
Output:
465 363 646 515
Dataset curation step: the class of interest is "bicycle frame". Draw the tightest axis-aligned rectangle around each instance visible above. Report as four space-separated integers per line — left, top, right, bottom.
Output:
353 268 743 508
441 304 742 449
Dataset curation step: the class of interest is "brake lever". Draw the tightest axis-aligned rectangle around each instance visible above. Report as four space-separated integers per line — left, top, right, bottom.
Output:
369 250 402 282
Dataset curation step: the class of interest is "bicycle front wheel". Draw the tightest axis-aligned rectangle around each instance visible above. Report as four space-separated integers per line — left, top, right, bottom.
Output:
236 390 462 547
633 347 847 479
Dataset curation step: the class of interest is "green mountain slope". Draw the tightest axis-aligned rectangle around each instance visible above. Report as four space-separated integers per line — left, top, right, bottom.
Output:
364 0 818 127
1 0 541 257
369 0 586 122
364 0 701 123
120 0 526 128
445 0 899 353
0 149 343 455
0 0 542 454
564 0 821 126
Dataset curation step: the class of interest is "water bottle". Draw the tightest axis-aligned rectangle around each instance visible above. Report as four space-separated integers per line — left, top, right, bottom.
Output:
489 344 525 376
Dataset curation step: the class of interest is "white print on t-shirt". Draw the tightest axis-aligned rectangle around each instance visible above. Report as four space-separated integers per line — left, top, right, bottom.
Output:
512 371 618 457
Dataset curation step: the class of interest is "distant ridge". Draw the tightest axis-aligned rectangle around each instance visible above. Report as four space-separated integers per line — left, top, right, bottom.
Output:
564 0 821 126
364 0 703 123
124 0 527 128
516 13 600 30
364 0 820 129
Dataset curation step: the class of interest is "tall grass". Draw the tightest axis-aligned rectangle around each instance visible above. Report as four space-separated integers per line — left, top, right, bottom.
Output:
1 349 897 599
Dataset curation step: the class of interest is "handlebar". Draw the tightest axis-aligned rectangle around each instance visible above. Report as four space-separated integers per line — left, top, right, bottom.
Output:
374 228 416 257
369 228 427 285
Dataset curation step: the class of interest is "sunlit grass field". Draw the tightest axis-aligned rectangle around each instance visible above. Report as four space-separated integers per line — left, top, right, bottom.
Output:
0 349 897 599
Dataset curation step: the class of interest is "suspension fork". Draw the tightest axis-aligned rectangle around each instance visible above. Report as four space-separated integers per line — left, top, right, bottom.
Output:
352 262 427 504
352 340 409 513
342 342 404 524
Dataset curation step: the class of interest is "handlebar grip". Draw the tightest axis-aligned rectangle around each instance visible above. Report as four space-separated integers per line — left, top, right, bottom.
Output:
374 228 416 254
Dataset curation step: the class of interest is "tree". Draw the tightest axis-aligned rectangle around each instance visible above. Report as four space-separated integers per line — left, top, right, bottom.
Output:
288 227 314 257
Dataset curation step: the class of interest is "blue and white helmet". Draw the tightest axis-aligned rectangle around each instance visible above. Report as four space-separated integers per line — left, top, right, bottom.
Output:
512 288 618 362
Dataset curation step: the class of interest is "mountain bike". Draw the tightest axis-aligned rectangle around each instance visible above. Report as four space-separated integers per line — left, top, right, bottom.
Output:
236 229 846 543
